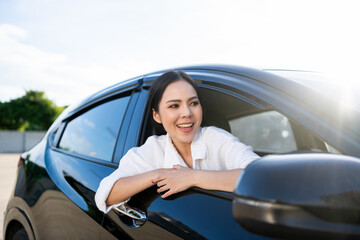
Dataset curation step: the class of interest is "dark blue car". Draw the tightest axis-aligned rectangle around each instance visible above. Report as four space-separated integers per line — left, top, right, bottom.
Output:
3 65 360 240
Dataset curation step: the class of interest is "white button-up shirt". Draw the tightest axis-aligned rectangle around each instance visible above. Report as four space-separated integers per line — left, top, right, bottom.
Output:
95 126 259 213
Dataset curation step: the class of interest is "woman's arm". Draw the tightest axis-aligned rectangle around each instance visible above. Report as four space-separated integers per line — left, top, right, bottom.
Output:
193 168 242 191
106 168 174 205
154 165 242 199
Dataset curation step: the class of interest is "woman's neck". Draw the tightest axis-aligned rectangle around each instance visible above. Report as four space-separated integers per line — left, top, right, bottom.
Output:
172 140 193 168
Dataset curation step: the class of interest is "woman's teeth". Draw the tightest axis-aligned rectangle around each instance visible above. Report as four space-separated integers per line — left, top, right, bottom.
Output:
177 123 194 128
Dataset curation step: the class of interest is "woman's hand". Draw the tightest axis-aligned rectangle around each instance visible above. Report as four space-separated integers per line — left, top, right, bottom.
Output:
152 166 242 199
153 165 196 198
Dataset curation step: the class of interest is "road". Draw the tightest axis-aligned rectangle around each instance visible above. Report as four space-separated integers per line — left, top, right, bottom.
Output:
0 154 19 240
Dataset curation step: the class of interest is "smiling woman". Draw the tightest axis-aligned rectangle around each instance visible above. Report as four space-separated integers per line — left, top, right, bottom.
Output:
94 70 260 213
151 72 203 167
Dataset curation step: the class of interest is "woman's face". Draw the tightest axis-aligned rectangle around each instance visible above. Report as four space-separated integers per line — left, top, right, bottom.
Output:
153 80 203 149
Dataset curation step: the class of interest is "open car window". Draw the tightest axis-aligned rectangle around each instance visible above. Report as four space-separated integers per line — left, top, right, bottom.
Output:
140 83 339 156
199 85 336 156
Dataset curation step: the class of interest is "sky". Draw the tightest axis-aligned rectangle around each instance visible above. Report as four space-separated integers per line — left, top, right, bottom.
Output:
0 0 359 106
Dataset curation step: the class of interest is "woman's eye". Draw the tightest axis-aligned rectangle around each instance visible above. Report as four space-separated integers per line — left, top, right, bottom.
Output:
169 104 179 109
190 101 199 106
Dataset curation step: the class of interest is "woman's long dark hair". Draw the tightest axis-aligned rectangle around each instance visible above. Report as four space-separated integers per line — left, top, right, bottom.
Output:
147 70 201 135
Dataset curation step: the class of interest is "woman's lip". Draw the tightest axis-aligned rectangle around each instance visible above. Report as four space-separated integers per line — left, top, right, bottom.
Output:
176 123 194 133
176 123 194 128
177 125 194 133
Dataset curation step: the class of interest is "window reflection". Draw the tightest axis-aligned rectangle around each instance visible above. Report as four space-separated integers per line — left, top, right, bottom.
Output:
229 111 297 153
59 96 131 161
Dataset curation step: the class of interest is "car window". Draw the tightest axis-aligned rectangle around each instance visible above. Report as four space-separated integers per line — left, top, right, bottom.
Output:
58 95 131 162
229 111 297 153
198 86 335 155
142 84 336 156
199 87 299 155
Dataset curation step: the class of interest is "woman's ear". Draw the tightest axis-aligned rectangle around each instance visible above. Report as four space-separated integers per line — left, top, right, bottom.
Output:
152 108 162 124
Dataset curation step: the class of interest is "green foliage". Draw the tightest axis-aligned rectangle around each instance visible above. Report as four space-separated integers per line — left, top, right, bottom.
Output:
0 90 67 130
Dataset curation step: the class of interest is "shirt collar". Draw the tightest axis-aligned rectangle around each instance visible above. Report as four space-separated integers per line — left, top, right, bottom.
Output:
163 128 207 169
190 127 207 161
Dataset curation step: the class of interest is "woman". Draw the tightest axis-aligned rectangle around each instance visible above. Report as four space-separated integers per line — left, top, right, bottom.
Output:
95 70 259 213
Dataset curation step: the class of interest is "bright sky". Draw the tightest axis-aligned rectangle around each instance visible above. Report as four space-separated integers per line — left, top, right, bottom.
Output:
0 0 359 106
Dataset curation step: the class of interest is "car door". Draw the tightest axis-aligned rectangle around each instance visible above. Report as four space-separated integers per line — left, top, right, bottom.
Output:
37 88 139 240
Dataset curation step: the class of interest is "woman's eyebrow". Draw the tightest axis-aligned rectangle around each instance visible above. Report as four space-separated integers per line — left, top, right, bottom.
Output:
189 96 198 101
166 96 198 104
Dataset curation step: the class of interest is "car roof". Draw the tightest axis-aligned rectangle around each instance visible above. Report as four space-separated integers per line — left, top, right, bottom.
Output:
69 64 325 111
65 64 359 125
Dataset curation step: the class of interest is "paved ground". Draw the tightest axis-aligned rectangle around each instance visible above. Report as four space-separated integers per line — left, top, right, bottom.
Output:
0 154 20 240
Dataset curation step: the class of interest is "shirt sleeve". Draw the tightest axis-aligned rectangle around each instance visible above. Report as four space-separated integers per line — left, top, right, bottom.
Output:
95 136 161 213
206 127 260 169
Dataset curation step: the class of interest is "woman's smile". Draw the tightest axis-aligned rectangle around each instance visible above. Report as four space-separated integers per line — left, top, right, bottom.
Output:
177 122 194 132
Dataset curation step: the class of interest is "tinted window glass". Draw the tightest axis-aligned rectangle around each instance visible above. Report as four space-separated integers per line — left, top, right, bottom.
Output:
229 111 297 153
59 95 131 161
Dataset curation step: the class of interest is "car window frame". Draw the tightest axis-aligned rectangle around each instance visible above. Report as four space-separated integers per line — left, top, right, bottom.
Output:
194 84 301 155
190 71 338 155
50 88 139 166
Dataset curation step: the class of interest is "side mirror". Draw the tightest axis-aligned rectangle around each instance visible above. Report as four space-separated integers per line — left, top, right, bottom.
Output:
232 153 360 239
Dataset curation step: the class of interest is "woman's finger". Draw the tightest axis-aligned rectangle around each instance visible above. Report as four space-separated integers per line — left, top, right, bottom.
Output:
157 184 170 193
153 169 176 183
156 179 167 188
161 189 174 199
153 174 167 183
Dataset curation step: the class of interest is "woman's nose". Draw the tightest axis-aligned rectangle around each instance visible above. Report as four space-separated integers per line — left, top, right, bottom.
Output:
181 105 192 117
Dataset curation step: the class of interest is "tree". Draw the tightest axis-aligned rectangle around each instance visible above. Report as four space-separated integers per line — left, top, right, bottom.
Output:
0 90 66 130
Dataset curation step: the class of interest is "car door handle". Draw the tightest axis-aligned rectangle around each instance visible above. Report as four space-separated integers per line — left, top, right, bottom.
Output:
114 204 147 223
